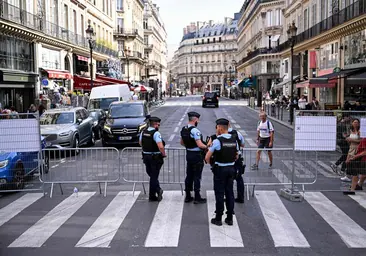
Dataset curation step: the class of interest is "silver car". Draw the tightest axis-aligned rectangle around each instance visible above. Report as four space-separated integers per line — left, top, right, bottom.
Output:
40 107 95 151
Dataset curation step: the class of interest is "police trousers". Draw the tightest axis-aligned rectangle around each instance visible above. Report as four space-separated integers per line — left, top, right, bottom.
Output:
234 156 245 200
143 154 164 197
185 151 204 193
213 165 236 216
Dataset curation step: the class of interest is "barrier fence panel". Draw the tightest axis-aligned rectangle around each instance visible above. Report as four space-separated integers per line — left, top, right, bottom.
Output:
0 112 44 193
121 147 186 194
41 147 120 197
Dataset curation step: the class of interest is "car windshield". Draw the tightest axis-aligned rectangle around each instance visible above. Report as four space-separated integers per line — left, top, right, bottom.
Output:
110 104 144 118
205 92 215 98
40 112 74 125
89 98 118 111
89 111 99 118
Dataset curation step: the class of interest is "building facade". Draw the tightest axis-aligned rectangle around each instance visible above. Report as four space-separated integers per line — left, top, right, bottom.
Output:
113 0 145 83
0 0 117 111
175 16 239 94
143 0 168 95
236 0 285 102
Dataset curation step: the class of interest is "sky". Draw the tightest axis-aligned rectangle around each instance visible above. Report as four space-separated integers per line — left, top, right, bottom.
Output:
153 0 243 61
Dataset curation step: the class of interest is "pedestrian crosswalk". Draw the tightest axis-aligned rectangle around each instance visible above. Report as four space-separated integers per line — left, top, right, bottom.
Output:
0 190 365 249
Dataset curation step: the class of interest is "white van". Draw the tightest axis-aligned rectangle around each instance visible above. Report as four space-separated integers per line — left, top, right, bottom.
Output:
88 84 132 112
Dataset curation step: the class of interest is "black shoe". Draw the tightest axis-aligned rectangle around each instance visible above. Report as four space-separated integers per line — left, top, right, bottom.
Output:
157 189 163 201
225 218 233 226
235 198 244 203
194 197 207 204
211 218 222 226
149 197 158 202
185 192 194 203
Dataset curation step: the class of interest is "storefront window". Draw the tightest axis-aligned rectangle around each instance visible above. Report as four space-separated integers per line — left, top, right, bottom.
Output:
319 42 339 69
41 48 61 69
0 34 34 72
344 30 366 67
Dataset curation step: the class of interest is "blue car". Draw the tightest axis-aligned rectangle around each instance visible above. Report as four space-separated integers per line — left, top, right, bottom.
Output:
0 137 49 190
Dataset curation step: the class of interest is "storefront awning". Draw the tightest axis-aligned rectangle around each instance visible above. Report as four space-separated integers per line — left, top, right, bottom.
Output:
192 83 204 88
42 69 73 79
295 81 309 88
96 74 129 85
346 72 366 86
73 75 114 91
273 76 299 90
309 82 337 88
309 68 362 84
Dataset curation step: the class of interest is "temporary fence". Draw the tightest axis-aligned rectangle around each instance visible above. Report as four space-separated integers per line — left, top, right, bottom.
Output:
120 147 186 195
264 102 286 121
0 112 44 193
41 147 120 197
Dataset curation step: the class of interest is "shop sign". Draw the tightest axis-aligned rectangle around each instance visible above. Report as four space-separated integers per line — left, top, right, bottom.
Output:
3 74 35 83
333 67 341 73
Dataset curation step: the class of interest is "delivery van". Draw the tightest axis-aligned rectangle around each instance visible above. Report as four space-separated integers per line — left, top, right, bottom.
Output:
88 84 132 112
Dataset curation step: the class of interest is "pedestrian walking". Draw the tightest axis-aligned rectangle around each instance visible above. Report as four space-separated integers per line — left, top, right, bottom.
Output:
345 137 366 193
139 116 166 202
180 111 208 204
251 112 274 170
205 118 238 226
331 115 351 175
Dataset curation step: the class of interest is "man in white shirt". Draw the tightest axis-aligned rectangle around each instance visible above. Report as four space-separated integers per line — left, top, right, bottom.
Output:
132 93 138 100
298 95 307 110
251 112 274 170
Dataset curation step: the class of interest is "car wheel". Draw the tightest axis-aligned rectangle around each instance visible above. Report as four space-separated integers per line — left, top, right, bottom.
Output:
88 130 95 146
73 137 80 155
13 163 25 190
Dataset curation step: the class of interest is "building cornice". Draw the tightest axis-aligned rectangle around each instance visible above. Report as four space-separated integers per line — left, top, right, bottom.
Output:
87 7 113 29
283 0 301 18
70 0 86 10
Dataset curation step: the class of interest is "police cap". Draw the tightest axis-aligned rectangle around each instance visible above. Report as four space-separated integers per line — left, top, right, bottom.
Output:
216 118 229 126
188 111 200 118
149 116 161 123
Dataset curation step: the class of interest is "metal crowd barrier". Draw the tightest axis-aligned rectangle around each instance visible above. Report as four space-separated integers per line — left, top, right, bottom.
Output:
41 147 120 197
120 147 186 195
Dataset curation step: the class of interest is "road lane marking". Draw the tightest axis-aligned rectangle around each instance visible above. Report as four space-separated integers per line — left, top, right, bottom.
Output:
256 191 309 247
76 191 140 248
180 118 184 122
294 161 315 178
282 160 311 179
0 193 43 228
168 134 175 142
316 161 340 177
174 127 179 133
271 169 290 187
305 192 366 248
234 124 240 129
306 161 338 178
239 129 247 136
230 120 237 124
144 191 184 247
178 122 182 126
245 138 257 147
206 191 244 247
9 192 95 248
261 153 270 163
349 193 366 209
227 116 232 119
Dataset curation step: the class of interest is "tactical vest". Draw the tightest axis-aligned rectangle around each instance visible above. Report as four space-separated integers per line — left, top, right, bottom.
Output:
214 136 237 163
142 129 160 152
229 130 242 150
181 126 202 149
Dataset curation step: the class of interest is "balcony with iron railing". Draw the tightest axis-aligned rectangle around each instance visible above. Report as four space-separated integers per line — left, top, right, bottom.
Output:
237 47 282 66
144 44 154 51
144 26 153 33
114 26 139 37
0 1 118 57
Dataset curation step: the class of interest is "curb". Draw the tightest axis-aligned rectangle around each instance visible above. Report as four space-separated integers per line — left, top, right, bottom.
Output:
245 106 294 130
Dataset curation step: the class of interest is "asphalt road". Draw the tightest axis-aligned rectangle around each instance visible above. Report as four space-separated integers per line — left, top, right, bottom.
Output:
0 96 365 256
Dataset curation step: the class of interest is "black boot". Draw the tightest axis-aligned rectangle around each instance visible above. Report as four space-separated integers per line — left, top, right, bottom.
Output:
211 215 222 226
185 191 193 203
194 192 207 204
225 214 233 226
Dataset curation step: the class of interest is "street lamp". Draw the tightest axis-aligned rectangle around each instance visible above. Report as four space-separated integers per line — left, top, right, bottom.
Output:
85 23 96 88
169 70 172 98
124 47 131 83
143 56 148 85
287 21 297 125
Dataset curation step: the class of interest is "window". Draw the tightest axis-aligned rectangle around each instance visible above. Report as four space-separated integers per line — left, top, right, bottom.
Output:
81 15 84 37
117 0 123 11
103 0 105 12
208 39 210 43
219 37 221 42
196 40 199 44
285 60 289 73
117 18 124 30
73 10 77 34
267 10 272 26
213 38 216 43
304 9 309 31
311 4 317 26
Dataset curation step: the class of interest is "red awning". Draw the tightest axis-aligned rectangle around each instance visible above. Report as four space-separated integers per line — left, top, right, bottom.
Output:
73 75 114 91
96 74 129 85
309 82 337 88
43 69 73 79
295 81 309 88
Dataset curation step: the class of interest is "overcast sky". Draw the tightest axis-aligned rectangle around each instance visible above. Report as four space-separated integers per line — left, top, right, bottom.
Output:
153 0 243 61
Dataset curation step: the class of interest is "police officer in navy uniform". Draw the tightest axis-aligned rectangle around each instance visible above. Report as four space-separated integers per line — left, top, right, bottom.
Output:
139 116 166 202
205 118 238 226
180 111 208 204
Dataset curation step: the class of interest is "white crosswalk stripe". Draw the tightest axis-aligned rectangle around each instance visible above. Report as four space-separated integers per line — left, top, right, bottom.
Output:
306 161 339 178
0 190 365 249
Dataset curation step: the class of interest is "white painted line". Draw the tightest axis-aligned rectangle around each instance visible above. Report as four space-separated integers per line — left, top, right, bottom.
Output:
282 160 307 179
230 120 237 124
180 118 184 122
206 191 244 247
239 129 247 136
178 122 182 126
306 161 338 178
294 161 315 178
9 192 95 248
76 191 140 248
246 138 257 147
271 169 290 187
349 193 366 209
256 191 309 247
145 191 184 247
165 144 170 148
305 192 366 248
316 161 339 177
168 134 175 142
234 124 241 129
0 193 43 228
227 116 232 119
174 127 179 133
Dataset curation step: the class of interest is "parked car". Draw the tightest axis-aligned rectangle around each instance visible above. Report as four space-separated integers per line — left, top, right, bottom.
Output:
102 100 150 146
40 107 95 152
0 137 49 190
89 109 107 140
202 91 219 108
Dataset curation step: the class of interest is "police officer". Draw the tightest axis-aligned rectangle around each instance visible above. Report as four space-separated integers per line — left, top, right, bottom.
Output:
180 111 208 204
139 116 166 202
205 118 238 226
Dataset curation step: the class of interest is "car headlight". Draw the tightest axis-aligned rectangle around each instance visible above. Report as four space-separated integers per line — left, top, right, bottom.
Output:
138 123 147 132
59 131 72 137
0 160 9 168
104 125 112 133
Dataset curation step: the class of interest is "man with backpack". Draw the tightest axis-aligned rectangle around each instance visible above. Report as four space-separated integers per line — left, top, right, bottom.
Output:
251 112 274 170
